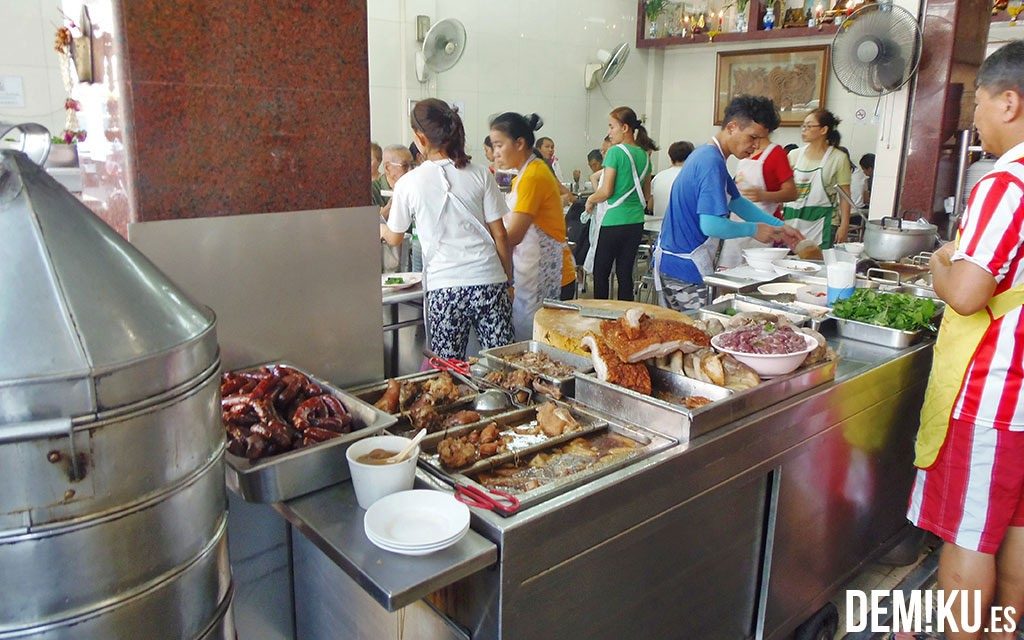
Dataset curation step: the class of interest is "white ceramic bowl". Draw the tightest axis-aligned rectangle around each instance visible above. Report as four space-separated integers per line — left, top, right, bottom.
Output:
837 242 865 257
772 259 822 277
743 247 790 272
795 284 829 307
346 435 420 510
757 282 804 296
711 332 817 377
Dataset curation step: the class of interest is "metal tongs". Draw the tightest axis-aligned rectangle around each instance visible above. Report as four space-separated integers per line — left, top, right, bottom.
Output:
420 464 521 517
423 350 532 411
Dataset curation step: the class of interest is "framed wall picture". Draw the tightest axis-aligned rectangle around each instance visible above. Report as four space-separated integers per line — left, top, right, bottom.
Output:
714 45 830 127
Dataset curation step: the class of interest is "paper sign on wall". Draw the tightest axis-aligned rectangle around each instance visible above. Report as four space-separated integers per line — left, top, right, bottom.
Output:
0 76 26 108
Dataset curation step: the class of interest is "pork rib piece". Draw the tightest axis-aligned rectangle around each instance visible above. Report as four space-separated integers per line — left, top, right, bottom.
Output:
599 310 711 363
581 334 652 396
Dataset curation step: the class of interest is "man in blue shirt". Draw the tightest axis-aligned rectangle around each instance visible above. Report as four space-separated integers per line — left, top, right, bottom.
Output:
655 95 803 311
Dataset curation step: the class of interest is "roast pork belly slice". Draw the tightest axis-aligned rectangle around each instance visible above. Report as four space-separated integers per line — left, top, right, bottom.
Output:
599 312 711 364
581 334 652 396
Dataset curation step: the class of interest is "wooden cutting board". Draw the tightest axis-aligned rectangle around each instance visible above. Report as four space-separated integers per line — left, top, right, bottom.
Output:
532 299 696 356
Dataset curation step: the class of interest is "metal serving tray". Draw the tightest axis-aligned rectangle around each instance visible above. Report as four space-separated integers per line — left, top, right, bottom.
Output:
480 341 594 397
347 371 482 434
224 364 397 503
702 297 812 326
455 410 675 512
575 358 836 443
347 370 474 407
418 402 608 476
828 297 944 348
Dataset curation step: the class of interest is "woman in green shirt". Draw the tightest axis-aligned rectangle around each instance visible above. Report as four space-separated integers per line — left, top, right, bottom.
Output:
584 107 659 300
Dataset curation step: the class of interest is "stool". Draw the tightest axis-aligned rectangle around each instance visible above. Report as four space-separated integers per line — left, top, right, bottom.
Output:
635 274 657 305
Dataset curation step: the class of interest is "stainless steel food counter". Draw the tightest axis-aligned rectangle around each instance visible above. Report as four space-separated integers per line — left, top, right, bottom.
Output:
276 329 932 640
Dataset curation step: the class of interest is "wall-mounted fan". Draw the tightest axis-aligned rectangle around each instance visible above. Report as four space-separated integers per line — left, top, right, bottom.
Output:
831 2 922 97
584 43 630 90
416 18 467 83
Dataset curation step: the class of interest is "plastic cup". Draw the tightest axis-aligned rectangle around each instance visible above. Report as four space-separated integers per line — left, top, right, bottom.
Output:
346 435 419 509
826 262 856 304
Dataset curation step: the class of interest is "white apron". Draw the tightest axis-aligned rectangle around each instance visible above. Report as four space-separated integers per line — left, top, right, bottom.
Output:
654 138 725 293
719 143 779 269
583 144 648 273
507 158 566 342
783 146 835 249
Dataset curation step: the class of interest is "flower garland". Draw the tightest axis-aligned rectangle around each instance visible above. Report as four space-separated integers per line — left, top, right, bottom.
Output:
53 20 86 144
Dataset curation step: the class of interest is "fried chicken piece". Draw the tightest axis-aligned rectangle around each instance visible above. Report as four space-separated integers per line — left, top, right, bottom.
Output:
536 401 579 437
374 379 401 413
437 436 478 468
581 334 652 396
398 380 421 411
484 369 534 391
420 372 460 405
409 404 444 433
600 315 711 363
479 422 500 443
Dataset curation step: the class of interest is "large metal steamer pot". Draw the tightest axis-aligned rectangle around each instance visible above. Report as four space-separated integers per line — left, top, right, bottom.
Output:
863 216 938 261
0 151 232 639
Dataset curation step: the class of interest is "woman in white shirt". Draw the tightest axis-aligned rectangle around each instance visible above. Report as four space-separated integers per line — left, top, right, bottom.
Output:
382 99 515 359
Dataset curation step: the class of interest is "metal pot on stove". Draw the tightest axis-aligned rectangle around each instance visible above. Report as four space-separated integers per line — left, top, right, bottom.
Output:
863 215 939 261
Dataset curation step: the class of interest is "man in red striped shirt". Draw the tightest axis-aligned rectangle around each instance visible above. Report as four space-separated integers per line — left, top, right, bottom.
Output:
907 41 1024 640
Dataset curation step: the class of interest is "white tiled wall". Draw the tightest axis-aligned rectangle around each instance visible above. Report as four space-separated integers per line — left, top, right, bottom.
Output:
655 36 883 178
0 0 70 136
368 0 650 181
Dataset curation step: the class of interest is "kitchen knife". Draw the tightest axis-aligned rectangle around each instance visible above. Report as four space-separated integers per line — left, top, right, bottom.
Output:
541 299 624 320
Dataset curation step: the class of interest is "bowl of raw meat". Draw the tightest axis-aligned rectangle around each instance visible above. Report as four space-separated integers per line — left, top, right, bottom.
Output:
710 325 817 377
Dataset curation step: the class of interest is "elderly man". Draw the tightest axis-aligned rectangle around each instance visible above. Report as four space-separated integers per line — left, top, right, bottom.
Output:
371 144 413 271
907 41 1024 640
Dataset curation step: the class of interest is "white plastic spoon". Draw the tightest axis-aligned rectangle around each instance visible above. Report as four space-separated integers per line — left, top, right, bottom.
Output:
385 428 426 464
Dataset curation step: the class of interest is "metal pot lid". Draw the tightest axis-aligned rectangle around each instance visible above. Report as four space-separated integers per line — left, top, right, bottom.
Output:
0 150 217 426
866 217 938 236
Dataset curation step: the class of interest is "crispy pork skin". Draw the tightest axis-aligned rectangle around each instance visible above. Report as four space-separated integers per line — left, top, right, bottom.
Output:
582 334 652 396
600 315 711 363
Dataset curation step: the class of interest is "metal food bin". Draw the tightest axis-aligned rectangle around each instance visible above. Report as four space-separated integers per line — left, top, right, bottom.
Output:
223 364 397 503
576 359 836 443
480 340 594 397
0 151 233 640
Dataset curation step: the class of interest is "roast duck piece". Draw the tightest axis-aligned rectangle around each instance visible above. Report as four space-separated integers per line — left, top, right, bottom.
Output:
373 372 465 433
221 365 355 461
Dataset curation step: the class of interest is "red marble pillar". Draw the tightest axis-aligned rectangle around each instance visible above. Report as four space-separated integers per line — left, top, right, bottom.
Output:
897 0 990 222
71 0 369 235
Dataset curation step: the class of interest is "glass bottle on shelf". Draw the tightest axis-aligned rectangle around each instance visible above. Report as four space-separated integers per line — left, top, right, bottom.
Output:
763 5 775 30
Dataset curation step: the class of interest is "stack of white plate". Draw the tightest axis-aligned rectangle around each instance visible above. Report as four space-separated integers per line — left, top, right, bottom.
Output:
363 490 470 556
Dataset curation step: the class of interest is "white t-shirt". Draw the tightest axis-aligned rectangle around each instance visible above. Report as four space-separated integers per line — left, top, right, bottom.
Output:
850 167 868 209
650 165 682 217
388 159 509 290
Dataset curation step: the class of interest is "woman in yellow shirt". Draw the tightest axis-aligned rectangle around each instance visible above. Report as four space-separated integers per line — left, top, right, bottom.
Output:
490 112 576 341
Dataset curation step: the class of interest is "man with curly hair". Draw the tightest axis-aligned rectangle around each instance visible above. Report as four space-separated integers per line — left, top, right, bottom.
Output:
654 95 803 311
